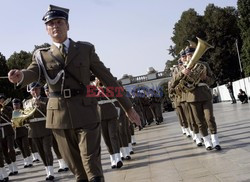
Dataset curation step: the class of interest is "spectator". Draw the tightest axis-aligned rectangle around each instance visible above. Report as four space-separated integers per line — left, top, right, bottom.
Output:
238 89 248 104
226 81 236 104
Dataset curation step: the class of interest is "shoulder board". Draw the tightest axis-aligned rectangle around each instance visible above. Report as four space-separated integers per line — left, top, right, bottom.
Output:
37 47 50 52
77 41 93 46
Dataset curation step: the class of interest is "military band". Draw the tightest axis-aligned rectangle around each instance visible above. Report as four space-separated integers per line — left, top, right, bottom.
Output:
1 3 225 182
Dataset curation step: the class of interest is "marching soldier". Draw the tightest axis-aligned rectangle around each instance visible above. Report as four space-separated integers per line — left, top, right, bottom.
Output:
23 83 54 180
180 39 221 150
8 4 141 182
131 90 146 129
150 90 163 125
95 79 123 169
11 98 33 168
141 93 154 125
169 54 190 136
0 94 18 177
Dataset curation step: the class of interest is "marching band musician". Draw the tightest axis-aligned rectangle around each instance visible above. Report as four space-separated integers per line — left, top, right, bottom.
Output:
12 98 33 168
0 94 18 180
179 46 202 146
23 82 55 180
181 41 221 151
169 52 190 136
95 78 123 169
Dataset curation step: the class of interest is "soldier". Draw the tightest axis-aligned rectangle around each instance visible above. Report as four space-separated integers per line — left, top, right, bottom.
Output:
169 54 190 137
11 98 33 168
181 41 221 151
0 94 18 177
141 92 154 125
150 90 163 125
23 83 54 180
95 79 123 169
131 89 146 129
8 4 141 182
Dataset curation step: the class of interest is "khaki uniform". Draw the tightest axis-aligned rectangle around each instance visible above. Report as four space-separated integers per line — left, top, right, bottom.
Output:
24 97 53 167
186 62 217 137
98 93 120 155
20 39 132 181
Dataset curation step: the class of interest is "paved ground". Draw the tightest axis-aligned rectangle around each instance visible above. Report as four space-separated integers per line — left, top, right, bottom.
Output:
8 102 250 182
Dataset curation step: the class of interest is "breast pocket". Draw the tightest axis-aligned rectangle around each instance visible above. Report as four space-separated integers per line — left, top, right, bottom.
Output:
73 61 90 84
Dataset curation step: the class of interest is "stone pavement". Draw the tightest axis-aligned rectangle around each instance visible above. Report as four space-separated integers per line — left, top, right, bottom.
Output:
8 102 250 182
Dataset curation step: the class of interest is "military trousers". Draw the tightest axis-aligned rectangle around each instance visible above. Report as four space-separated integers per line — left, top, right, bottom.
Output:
16 135 31 159
151 103 163 122
33 135 53 166
52 123 103 181
2 135 16 165
176 106 188 128
118 114 129 148
52 135 62 159
189 100 217 137
184 102 199 134
29 138 38 153
101 118 120 154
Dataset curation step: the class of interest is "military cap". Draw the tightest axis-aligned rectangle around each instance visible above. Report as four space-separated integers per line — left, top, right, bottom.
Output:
12 98 21 104
42 5 69 23
179 49 186 57
28 82 41 90
185 40 197 54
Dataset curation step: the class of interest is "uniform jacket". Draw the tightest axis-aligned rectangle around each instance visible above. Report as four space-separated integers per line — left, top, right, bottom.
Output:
23 97 52 138
186 61 215 102
20 39 132 129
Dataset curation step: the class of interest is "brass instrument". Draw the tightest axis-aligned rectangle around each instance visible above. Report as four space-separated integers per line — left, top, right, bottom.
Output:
176 37 213 93
11 107 37 128
0 98 12 112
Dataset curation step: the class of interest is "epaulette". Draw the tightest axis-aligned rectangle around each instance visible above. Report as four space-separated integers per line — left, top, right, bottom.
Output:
33 47 50 59
77 41 93 46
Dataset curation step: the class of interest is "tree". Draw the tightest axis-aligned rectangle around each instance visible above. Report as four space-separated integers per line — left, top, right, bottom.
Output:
203 4 241 83
237 0 250 76
7 51 32 70
171 9 206 57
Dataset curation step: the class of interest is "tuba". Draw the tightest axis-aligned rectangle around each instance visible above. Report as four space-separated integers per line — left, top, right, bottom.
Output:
176 37 213 93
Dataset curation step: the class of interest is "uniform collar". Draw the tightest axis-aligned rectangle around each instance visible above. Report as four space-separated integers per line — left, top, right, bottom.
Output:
53 38 70 51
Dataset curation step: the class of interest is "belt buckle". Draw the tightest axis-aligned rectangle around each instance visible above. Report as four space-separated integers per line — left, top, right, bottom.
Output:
63 89 71 98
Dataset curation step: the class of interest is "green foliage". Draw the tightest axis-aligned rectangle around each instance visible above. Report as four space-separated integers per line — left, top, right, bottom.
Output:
171 9 206 56
237 0 250 76
7 51 32 70
0 52 24 99
203 4 241 83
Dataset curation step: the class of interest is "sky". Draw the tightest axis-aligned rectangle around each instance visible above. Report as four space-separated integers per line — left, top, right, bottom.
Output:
0 0 237 79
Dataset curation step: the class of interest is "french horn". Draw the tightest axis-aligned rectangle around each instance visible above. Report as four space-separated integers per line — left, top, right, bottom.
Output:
11 107 37 128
